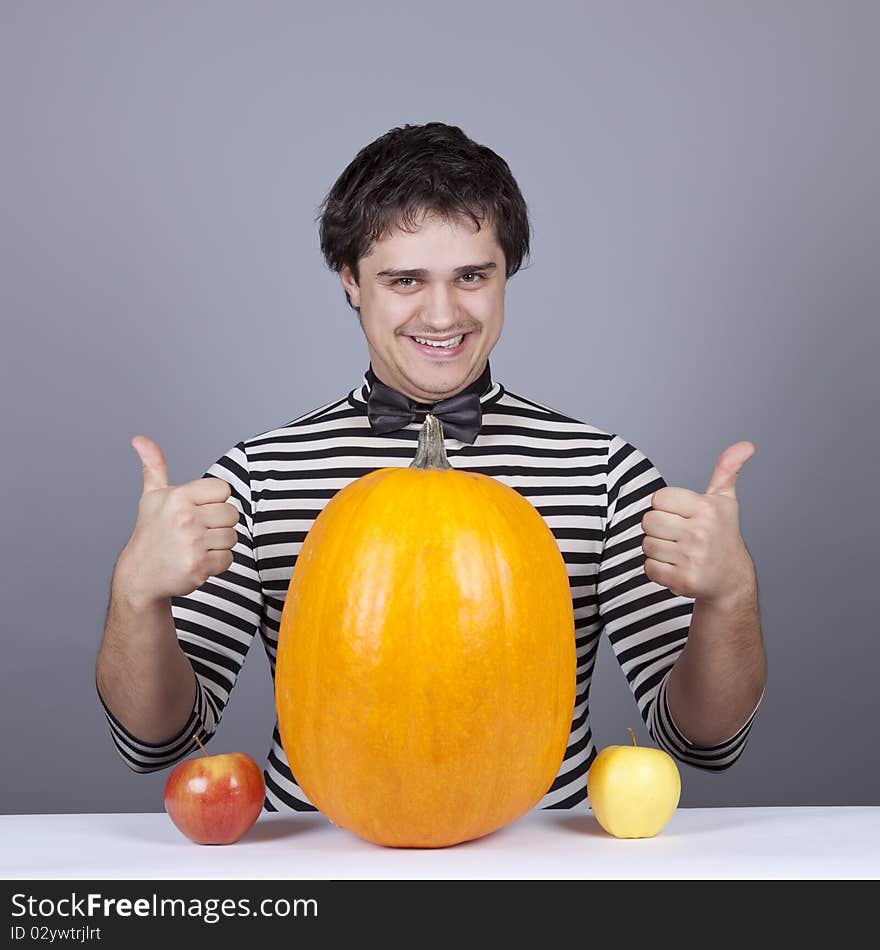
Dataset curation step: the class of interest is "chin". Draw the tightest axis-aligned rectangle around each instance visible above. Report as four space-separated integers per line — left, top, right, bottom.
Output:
406 360 474 388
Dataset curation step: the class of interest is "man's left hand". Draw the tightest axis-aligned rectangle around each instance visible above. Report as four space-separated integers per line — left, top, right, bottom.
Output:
641 441 757 606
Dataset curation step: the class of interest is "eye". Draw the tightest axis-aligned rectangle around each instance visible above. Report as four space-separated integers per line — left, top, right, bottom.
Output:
459 273 485 284
393 277 418 287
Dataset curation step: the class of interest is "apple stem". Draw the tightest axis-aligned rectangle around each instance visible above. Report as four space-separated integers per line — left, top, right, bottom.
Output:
192 732 208 756
627 727 637 747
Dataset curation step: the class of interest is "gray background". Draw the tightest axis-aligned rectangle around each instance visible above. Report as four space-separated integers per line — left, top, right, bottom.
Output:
1 1 877 815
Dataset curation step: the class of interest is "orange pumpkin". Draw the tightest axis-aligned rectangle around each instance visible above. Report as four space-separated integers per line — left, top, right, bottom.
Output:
275 414 576 847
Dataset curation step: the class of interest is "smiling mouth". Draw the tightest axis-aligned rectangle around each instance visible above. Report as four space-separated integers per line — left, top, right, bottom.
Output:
413 334 464 347
405 332 472 356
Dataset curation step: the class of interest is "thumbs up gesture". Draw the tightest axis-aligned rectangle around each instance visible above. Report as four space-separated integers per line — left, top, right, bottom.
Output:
117 435 241 606
641 441 757 607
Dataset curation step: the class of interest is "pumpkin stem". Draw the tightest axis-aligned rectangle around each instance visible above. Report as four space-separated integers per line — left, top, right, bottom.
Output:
410 414 453 470
627 727 637 747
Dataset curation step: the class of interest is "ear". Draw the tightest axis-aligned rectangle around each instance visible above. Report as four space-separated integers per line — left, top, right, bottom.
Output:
339 266 362 310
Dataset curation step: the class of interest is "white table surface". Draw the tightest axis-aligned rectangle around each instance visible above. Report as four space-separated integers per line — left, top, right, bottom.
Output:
2 807 878 880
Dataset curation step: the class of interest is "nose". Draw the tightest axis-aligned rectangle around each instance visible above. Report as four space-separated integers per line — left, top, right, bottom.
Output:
422 282 462 331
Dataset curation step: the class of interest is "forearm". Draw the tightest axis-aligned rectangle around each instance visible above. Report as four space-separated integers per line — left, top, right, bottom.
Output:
96 549 197 745
666 572 767 747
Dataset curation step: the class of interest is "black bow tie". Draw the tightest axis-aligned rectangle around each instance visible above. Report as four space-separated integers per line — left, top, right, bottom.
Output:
365 363 491 444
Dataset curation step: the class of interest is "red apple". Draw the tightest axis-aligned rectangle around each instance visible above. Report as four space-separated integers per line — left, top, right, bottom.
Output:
164 737 265 845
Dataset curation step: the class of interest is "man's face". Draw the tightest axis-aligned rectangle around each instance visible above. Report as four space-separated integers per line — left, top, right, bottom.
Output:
339 210 506 403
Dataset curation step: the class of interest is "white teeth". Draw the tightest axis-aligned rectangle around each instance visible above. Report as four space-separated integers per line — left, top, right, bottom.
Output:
413 335 464 348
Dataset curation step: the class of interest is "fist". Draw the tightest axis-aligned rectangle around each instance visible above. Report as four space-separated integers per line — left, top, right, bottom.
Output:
119 435 241 604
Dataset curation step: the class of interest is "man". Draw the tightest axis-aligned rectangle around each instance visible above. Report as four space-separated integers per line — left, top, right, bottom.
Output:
96 122 766 811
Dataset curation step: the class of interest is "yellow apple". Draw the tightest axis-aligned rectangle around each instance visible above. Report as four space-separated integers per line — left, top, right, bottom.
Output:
586 727 681 838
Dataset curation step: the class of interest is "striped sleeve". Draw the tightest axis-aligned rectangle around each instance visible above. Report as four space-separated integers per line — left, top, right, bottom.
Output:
100 441 264 773
597 434 762 772
97 670 216 773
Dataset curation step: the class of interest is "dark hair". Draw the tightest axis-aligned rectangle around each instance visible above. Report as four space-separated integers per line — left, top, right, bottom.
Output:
317 122 531 311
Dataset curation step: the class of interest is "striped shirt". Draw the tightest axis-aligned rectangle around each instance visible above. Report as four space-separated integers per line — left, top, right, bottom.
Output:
99 364 764 811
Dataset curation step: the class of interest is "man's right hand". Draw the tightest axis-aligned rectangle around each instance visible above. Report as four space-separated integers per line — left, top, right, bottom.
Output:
118 435 241 605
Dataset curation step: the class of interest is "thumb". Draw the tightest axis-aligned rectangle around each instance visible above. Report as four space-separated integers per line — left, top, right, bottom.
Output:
131 435 171 494
705 441 755 498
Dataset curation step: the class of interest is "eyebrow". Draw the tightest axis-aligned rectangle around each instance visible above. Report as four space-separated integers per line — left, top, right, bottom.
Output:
375 261 498 279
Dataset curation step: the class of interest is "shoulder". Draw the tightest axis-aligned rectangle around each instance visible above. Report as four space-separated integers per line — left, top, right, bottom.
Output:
244 392 360 448
493 385 611 437
493 386 663 481
204 388 362 478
